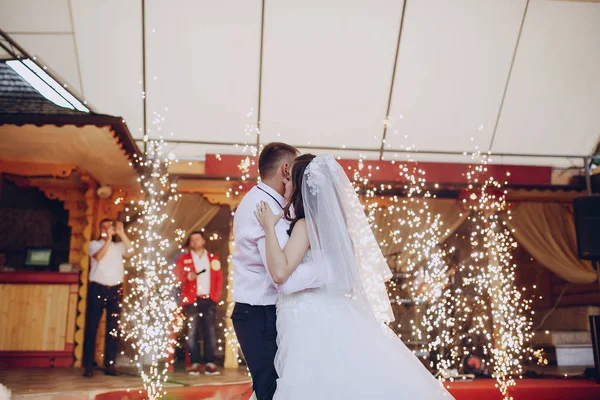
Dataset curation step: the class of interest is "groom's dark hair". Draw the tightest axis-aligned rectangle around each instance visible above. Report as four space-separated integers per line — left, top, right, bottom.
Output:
258 142 299 179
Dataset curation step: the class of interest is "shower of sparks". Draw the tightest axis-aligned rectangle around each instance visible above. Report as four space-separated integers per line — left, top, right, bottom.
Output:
356 162 456 365
120 139 183 400
351 155 534 398
460 155 534 399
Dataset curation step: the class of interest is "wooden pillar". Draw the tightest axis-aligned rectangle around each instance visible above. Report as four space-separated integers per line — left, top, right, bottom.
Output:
224 224 239 369
73 177 97 367
65 280 79 360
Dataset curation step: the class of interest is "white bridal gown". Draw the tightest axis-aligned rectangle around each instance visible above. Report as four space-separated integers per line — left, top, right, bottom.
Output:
272 251 455 400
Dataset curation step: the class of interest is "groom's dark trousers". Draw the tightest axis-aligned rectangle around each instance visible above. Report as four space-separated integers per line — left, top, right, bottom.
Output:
232 302 278 400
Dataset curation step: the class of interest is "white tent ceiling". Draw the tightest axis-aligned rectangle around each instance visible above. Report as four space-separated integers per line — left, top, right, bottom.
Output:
1 0 599 168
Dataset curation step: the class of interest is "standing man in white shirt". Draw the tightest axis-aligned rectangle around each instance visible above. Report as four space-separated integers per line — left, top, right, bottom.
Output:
83 219 132 378
231 142 299 400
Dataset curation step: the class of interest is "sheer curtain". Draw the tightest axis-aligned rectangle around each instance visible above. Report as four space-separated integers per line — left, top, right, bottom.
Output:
506 202 597 284
158 193 220 243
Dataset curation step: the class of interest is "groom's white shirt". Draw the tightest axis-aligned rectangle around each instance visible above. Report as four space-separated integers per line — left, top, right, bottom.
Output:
232 182 291 305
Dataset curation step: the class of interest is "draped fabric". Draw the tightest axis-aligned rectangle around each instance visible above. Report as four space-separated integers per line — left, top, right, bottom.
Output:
370 196 597 284
124 193 219 259
506 202 597 284
126 193 221 262
158 193 220 244
370 198 468 270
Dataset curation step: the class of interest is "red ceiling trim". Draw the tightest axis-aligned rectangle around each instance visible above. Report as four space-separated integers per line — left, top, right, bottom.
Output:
205 154 552 186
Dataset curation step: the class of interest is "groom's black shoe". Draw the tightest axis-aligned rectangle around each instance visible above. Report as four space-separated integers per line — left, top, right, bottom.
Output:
105 366 119 376
82 366 94 377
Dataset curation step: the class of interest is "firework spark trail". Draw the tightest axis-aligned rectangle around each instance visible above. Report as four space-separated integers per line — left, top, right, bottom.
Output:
120 140 183 400
354 161 454 362
354 156 534 398
464 158 534 399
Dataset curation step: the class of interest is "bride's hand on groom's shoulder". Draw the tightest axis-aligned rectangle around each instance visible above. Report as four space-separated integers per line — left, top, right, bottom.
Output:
254 200 282 229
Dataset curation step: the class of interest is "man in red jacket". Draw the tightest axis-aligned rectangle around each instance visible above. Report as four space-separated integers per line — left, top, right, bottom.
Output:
175 231 223 376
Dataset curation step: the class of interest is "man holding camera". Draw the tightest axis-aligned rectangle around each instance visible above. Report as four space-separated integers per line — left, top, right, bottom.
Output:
82 219 132 377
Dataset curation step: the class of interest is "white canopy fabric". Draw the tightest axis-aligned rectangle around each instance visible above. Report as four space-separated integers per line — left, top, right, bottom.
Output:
1 0 599 167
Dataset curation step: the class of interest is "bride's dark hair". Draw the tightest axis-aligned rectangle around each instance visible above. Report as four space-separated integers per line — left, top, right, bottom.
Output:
284 154 316 235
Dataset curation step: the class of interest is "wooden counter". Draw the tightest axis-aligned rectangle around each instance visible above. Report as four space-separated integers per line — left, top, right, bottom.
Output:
0 271 80 368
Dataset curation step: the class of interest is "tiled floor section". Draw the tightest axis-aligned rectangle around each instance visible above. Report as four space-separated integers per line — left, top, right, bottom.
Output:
0 367 250 399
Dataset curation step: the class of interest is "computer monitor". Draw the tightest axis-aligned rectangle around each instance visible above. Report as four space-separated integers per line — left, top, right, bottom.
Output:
24 248 52 267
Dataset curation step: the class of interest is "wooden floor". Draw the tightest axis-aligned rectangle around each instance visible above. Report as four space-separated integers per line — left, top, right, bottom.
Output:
0 364 594 399
0 366 251 399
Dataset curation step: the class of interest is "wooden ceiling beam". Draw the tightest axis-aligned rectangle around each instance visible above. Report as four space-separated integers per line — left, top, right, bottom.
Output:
0 160 76 178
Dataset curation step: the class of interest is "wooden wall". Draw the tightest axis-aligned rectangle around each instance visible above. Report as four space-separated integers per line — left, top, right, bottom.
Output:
0 273 79 367
0 166 138 368
0 284 70 351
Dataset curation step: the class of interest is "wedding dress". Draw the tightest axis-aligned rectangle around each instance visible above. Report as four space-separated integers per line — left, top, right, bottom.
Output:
272 155 455 400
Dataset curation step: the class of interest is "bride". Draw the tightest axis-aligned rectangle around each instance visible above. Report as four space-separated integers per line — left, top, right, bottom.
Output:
254 154 455 400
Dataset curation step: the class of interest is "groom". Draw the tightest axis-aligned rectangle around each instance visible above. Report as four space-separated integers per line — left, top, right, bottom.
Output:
231 142 299 400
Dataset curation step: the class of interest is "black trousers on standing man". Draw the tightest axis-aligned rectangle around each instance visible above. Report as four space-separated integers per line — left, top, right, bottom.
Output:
231 302 278 400
83 282 123 368
183 297 218 365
